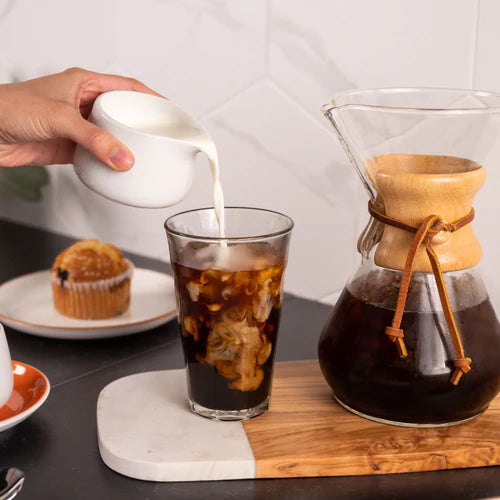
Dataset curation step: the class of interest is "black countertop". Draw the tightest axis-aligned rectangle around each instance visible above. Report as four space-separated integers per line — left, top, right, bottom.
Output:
0 219 499 499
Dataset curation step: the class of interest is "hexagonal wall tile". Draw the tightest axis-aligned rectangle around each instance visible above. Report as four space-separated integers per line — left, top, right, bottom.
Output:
0 0 117 81
112 0 267 116
201 79 360 298
269 0 475 122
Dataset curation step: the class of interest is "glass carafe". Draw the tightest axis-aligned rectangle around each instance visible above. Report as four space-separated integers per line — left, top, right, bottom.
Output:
319 89 500 427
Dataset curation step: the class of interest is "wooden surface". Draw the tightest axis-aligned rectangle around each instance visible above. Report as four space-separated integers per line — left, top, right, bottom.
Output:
367 154 485 272
244 360 500 478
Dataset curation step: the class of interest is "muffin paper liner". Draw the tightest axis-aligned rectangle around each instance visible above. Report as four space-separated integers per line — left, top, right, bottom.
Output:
51 260 134 319
51 260 134 291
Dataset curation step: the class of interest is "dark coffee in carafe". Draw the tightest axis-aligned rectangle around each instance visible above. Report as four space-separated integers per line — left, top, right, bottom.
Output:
319 276 500 425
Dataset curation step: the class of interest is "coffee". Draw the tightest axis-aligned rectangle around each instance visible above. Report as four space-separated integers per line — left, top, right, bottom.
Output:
172 242 285 412
319 283 500 424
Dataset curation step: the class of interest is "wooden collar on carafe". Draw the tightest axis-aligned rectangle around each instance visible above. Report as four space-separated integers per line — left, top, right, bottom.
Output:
366 154 486 386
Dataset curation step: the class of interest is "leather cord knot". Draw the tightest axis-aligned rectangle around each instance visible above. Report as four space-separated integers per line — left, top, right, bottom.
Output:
424 218 465 245
384 326 408 358
368 201 475 385
451 357 472 385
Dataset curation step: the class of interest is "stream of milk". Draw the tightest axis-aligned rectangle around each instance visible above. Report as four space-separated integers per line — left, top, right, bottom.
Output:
137 123 226 238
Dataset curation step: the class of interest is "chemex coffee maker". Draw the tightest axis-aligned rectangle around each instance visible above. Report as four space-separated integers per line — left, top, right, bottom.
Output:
319 88 500 427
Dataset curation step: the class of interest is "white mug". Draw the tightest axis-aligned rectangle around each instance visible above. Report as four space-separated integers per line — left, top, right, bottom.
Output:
0 323 13 408
73 90 210 209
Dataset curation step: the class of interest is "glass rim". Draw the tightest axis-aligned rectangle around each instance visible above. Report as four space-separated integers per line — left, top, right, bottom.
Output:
323 87 500 114
164 206 294 242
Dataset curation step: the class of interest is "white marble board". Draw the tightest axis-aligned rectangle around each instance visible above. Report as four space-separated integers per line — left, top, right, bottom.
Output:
97 369 256 482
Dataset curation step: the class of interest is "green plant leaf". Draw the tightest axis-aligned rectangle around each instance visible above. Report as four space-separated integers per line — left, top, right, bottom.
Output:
0 165 49 201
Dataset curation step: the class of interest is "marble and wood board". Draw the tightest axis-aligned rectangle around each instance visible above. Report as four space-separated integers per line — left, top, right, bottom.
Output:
97 360 500 482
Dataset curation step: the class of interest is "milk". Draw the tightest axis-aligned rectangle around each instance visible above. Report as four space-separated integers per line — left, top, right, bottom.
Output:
136 123 225 238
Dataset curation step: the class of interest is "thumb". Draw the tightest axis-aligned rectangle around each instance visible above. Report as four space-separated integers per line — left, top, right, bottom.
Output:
62 112 135 171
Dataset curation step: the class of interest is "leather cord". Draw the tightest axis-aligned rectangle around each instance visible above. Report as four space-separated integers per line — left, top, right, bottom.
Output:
368 201 474 385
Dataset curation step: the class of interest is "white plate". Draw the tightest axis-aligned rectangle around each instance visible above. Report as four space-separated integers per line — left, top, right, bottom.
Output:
0 268 177 339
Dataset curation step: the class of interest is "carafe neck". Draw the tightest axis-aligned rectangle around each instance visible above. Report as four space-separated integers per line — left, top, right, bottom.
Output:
372 154 485 272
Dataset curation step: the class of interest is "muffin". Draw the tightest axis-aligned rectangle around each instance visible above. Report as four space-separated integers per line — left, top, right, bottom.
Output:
51 239 133 319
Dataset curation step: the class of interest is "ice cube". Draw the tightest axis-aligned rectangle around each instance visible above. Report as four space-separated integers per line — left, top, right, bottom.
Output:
223 307 248 322
221 282 240 301
253 278 274 323
257 336 272 365
186 281 201 302
182 316 199 341
200 317 267 392
212 243 280 272
183 243 219 270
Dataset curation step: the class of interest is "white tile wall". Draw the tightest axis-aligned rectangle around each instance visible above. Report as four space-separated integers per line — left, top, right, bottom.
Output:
201 79 358 296
0 0 498 302
269 0 476 119
474 0 500 91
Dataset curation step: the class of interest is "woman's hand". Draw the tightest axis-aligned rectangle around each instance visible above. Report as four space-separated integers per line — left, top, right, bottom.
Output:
0 67 162 170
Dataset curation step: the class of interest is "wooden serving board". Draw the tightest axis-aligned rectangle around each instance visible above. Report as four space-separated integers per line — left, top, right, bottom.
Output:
244 360 500 478
97 360 500 482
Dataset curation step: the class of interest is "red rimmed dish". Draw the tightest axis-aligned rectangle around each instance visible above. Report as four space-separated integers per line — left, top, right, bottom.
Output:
0 361 50 432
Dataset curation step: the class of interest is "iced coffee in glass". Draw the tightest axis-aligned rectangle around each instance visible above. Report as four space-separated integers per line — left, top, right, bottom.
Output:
165 207 293 420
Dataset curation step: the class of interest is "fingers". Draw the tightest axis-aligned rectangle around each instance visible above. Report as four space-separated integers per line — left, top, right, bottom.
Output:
26 68 165 112
64 67 165 100
56 109 134 171
0 139 75 167
91 71 164 98
6 68 163 170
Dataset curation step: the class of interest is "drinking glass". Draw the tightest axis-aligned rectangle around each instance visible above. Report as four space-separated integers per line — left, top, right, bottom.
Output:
165 207 293 420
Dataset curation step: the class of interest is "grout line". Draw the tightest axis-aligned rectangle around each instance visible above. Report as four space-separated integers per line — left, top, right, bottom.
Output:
268 79 333 133
207 97 341 207
469 0 481 89
197 77 265 121
197 0 270 122
50 336 179 389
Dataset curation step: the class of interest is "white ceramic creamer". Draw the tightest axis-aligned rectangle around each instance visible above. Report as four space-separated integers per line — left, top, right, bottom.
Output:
0 323 13 408
73 91 225 234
